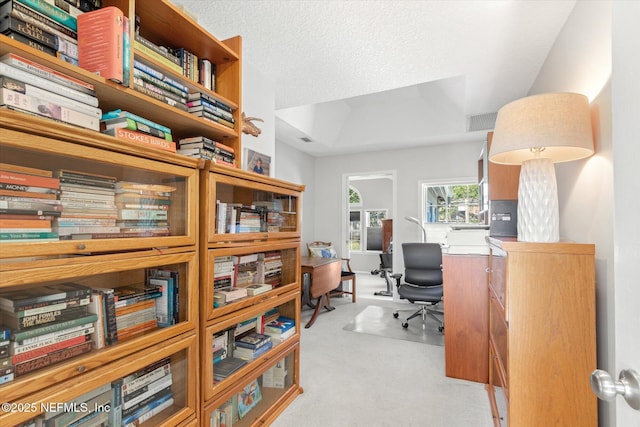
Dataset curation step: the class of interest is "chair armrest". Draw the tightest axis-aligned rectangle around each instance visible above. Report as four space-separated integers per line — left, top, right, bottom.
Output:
391 273 403 287
341 258 353 272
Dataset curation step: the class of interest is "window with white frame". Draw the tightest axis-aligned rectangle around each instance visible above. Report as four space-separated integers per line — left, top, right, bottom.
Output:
421 181 479 224
348 187 362 251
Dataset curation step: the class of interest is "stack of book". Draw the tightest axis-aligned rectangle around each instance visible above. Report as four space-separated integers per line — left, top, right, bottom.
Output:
113 285 160 342
0 53 100 130
55 169 119 240
129 59 188 111
39 382 112 427
232 253 259 288
186 91 235 129
177 136 235 165
1 326 12 384
146 268 179 328
0 282 96 380
119 357 174 426
260 251 283 288
115 180 175 238
233 332 272 361
237 207 262 233
0 0 99 64
214 201 243 234
263 316 296 344
101 109 176 153
213 287 248 307
213 355 246 382
0 163 62 243
210 398 237 427
213 256 235 301
212 329 230 364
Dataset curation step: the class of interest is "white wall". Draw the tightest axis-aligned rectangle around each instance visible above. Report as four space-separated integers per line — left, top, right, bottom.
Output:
274 141 315 252
242 62 276 174
313 140 482 274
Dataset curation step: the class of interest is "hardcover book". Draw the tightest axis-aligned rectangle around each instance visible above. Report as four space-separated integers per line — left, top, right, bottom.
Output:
77 6 123 83
104 127 177 153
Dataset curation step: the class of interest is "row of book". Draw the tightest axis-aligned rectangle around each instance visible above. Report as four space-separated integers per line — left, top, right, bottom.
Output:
17 356 174 427
0 52 100 130
1 0 100 65
177 135 236 164
210 317 294 426
0 161 176 242
213 252 283 307
215 201 295 234
212 312 295 381
0 269 179 383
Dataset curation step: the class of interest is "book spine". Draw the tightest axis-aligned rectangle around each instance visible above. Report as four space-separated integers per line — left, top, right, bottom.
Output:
44 0 84 18
187 99 234 121
1 76 101 118
133 41 183 75
109 379 124 426
123 396 173 427
14 340 91 377
99 289 118 345
12 325 92 354
4 305 87 329
4 1 78 39
1 52 94 94
2 30 57 56
106 127 177 153
122 14 130 87
0 162 52 177
133 34 180 65
0 231 59 240
15 323 93 346
12 314 98 341
2 15 59 50
14 0 77 31
11 334 88 364
0 169 59 189
132 82 187 111
0 89 100 130
0 62 99 106
122 375 172 411
133 67 188 99
122 362 170 397
124 117 172 141
133 59 188 93
188 91 232 113
192 109 235 129
101 109 172 134
133 76 187 104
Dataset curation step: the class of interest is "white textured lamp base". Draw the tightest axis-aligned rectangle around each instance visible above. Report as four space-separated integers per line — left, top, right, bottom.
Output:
517 157 559 242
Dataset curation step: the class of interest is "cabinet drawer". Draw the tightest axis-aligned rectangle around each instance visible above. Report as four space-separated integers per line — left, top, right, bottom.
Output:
490 296 508 371
490 346 509 426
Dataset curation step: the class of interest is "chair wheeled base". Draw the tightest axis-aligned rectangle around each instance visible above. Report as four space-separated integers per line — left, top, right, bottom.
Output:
393 303 444 332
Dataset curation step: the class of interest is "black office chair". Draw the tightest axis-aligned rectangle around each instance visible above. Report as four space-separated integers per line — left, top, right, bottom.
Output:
393 242 444 332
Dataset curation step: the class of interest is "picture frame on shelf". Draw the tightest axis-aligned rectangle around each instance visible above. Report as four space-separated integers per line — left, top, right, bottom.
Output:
244 149 271 176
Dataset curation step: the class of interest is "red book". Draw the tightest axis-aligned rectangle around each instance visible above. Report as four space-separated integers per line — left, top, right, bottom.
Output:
105 127 177 153
78 6 124 83
0 170 60 189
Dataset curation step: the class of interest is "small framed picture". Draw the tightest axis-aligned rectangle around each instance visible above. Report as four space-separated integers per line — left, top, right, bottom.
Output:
244 149 271 176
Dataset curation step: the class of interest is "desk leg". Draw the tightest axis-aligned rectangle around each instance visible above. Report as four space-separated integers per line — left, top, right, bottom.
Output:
304 293 335 328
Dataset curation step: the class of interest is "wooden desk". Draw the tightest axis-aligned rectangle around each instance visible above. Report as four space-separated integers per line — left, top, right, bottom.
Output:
442 254 489 384
301 256 342 328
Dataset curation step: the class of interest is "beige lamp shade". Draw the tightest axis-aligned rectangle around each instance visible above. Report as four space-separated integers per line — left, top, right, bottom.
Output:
489 92 594 165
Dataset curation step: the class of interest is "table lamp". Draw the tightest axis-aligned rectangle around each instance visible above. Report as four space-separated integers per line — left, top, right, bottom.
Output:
489 92 594 242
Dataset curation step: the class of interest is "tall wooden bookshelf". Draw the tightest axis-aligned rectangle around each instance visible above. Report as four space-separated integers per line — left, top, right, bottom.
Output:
199 164 305 425
0 0 261 425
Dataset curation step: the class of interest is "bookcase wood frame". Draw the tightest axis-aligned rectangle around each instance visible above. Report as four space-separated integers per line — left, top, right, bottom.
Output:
200 165 304 422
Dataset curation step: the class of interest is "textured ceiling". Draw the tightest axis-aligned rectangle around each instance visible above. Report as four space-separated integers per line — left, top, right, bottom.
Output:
174 0 577 156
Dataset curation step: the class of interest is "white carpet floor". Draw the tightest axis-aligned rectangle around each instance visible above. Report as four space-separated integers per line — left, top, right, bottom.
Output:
270 273 494 427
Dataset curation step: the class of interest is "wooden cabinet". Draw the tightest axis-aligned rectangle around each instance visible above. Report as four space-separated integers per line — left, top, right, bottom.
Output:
0 1 242 425
200 164 304 423
487 237 597 426
442 254 489 384
478 132 521 223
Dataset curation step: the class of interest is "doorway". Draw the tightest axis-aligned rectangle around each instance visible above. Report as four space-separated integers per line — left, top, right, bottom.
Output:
341 170 396 274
